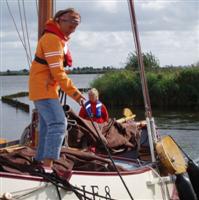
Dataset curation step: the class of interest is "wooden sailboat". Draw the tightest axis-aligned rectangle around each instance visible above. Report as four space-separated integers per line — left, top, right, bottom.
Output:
0 0 198 200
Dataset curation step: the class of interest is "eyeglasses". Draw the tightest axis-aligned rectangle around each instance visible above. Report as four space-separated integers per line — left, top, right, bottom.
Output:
60 18 80 25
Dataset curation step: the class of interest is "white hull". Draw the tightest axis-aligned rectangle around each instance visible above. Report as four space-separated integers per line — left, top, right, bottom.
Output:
0 164 177 200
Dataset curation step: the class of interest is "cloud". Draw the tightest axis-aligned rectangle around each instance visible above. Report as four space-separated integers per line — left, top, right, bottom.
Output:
1 0 198 70
141 0 171 10
95 0 119 13
70 30 133 68
141 30 199 66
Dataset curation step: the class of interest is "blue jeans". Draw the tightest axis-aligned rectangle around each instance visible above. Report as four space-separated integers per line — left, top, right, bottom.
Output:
34 99 66 161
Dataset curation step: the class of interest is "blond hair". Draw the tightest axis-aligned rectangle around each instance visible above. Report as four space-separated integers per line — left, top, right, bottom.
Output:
88 88 99 100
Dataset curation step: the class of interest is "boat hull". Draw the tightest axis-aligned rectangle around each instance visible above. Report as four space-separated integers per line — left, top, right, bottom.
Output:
0 167 177 200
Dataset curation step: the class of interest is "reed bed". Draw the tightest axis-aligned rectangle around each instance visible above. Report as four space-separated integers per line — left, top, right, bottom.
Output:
91 67 199 109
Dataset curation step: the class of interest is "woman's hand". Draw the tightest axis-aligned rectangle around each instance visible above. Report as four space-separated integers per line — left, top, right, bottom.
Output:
77 94 85 106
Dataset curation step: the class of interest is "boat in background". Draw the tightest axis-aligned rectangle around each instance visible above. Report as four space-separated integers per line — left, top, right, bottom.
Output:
0 0 198 199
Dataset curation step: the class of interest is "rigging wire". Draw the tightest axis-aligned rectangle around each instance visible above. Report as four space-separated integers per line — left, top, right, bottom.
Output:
0 153 117 200
12 184 48 199
35 0 39 18
17 0 26 50
5 0 32 67
159 127 199 131
54 0 56 16
81 102 134 200
17 0 31 68
147 166 170 200
22 0 32 62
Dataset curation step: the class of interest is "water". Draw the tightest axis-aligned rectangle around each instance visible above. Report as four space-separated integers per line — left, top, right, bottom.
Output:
109 106 199 159
0 74 99 141
155 109 199 160
0 75 199 159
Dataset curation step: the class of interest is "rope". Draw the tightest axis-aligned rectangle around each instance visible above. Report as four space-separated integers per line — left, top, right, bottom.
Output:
22 0 32 62
5 0 32 66
59 89 64 104
10 184 47 195
82 103 134 200
12 184 48 199
17 0 26 48
55 184 62 200
0 155 117 200
159 127 199 131
17 0 31 67
147 164 176 200
32 171 117 200
147 166 169 200
30 172 83 200
169 135 193 161
59 89 67 105
35 0 38 18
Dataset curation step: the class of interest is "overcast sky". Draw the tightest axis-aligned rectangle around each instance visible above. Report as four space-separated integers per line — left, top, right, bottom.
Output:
0 0 199 71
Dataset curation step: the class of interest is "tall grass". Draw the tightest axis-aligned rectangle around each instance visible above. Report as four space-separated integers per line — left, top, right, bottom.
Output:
91 67 199 109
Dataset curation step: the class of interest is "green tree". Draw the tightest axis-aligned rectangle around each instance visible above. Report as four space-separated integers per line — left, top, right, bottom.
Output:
22 69 28 73
125 51 160 71
6 69 11 74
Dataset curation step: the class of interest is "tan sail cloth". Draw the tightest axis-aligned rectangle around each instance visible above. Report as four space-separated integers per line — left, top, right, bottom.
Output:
0 146 125 176
66 108 141 153
19 106 149 161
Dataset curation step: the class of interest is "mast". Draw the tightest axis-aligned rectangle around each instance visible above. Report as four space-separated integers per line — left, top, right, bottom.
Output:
38 0 54 39
128 0 158 162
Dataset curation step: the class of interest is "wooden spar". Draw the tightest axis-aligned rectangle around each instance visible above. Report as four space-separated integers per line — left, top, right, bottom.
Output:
128 0 158 162
128 0 152 118
38 0 54 39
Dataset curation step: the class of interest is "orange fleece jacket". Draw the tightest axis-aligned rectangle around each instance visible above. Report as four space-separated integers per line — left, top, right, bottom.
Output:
29 21 81 102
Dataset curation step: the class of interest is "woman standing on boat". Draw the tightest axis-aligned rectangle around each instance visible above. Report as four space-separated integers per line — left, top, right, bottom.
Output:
29 8 85 169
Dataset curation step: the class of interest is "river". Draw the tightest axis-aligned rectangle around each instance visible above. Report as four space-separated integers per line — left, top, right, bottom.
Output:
0 75 198 159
